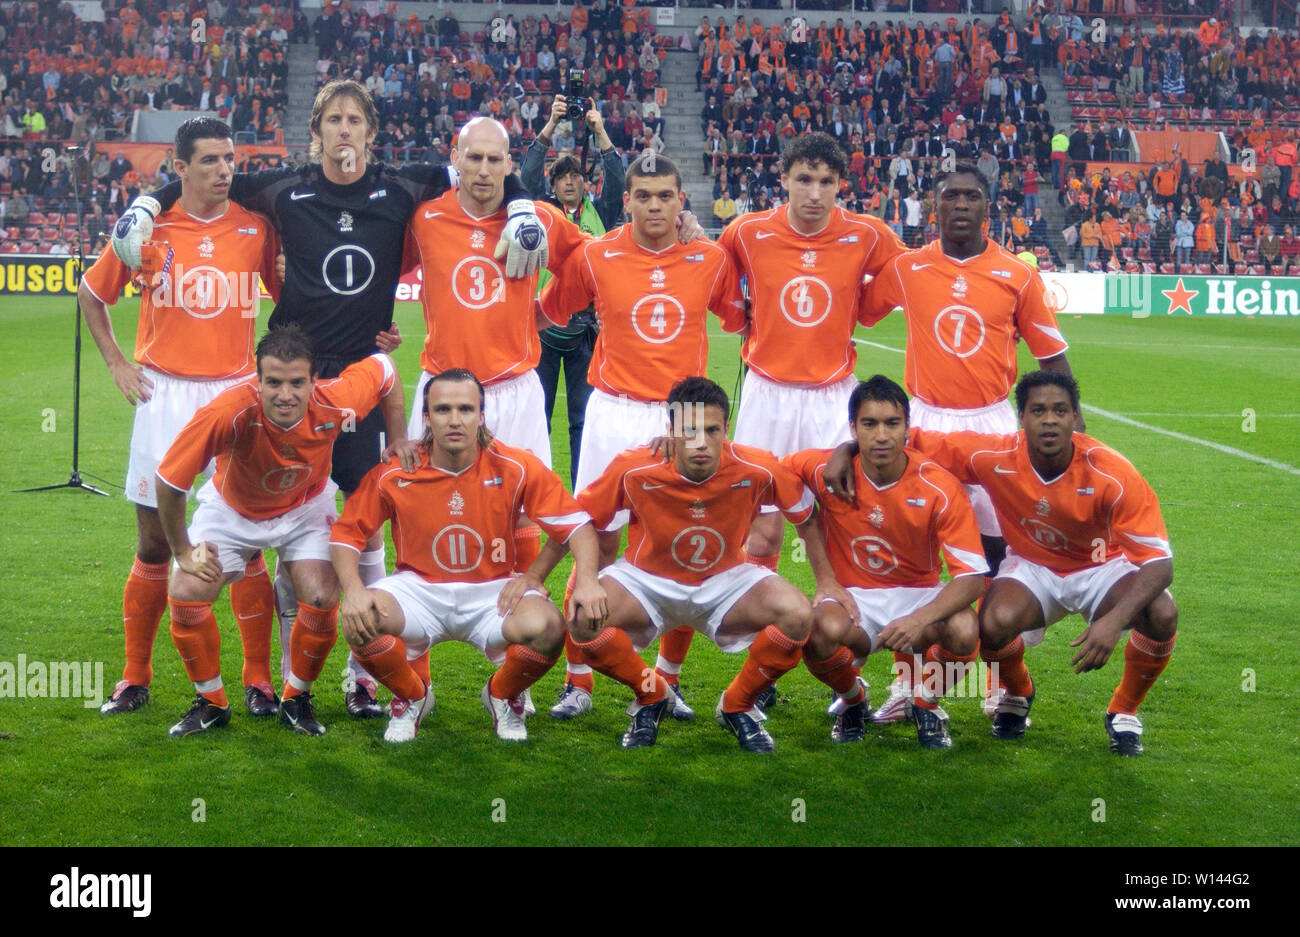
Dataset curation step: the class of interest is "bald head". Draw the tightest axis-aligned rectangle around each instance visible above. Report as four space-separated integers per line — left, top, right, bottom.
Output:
454 117 513 214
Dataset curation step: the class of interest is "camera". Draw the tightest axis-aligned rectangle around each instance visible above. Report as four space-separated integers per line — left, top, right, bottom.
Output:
565 69 587 125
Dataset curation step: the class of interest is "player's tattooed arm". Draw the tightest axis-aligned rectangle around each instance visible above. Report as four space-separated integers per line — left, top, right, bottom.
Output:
332 544 385 644
823 442 859 501
1070 558 1172 673
157 483 221 583
79 281 154 405
1038 353 1086 432
797 509 860 624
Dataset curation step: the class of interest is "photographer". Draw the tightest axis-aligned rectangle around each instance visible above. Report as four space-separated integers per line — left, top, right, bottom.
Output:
522 93 624 487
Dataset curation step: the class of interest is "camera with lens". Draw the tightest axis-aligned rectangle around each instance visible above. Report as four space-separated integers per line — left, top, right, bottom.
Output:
565 69 587 125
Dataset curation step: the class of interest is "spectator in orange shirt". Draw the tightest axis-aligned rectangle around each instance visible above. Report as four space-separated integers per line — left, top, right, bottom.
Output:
1195 216 1217 263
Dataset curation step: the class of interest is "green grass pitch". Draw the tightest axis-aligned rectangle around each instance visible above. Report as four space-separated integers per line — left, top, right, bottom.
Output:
1 294 1297 846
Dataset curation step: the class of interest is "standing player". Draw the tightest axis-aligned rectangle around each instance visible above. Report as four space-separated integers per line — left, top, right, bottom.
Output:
786 376 987 749
154 326 410 736
850 162 1083 723
557 378 816 752
837 372 1177 755
111 81 548 720
717 132 906 715
330 370 606 743
83 117 282 718
537 153 747 721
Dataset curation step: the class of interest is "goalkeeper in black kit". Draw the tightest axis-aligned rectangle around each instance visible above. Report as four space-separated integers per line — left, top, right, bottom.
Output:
111 80 549 725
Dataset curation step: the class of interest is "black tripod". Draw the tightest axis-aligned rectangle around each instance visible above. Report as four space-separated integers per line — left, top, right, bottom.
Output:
16 145 110 496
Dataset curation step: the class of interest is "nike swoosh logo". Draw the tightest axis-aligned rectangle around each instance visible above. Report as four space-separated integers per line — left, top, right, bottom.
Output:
200 713 223 729
397 479 414 487
424 211 443 219
911 263 932 271
755 231 775 239
993 465 1017 474
290 191 315 201
236 612 261 620
641 482 666 490
604 250 624 258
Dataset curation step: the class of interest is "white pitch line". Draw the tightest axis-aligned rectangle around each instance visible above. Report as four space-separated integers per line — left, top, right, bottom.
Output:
1082 404 1300 476
853 338 905 354
1120 412 1300 418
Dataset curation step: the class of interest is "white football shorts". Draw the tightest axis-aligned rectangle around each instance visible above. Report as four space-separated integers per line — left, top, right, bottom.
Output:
817 583 948 652
374 571 547 665
183 479 339 580
409 368 552 468
996 549 1149 629
127 368 248 507
574 389 674 512
600 559 774 653
910 396 1018 536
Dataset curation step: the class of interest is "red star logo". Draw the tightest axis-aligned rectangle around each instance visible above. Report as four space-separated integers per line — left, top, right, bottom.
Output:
1161 277 1198 315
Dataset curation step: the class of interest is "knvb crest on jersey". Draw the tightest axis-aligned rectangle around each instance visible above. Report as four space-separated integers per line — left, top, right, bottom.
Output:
868 505 885 529
801 249 818 269
1036 496 1051 517
338 211 354 233
650 267 666 289
197 235 215 259
449 490 465 516
952 274 969 298
470 229 486 250
689 499 706 520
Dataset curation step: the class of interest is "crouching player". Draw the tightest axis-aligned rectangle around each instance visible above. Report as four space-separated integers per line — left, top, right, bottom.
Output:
549 377 817 753
329 370 606 743
785 376 988 749
155 325 407 737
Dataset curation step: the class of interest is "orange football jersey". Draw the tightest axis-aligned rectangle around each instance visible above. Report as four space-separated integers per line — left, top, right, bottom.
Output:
82 201 279 380
783 447 988 588
404 192 589 383
538 225 747 402
910 429 1172 576
719 205 905 386
578 443 815 586
858 240 1069 408
332 440 590 583
157 355 395 520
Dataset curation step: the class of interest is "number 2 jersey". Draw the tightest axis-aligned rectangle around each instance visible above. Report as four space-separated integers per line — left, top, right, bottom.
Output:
718 204 905 387
538 225 747 402
577 443 815 585
156 354 395 520
858 240 1069 409
910 428 1172 575
331 440 591 583
782 448 989 588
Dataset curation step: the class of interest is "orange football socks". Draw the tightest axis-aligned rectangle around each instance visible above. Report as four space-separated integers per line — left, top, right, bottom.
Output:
1109 630 1176 715
282 602 338 699
490 644 558 700
230 555 274 687
121 557 170 686
513 524 542 573
655 627 694 685
353 635 425 702
981 635 1034 698
574 629 666 705
722 625 805 713
805 645 864 703
913 643 980 710
168 599 227 707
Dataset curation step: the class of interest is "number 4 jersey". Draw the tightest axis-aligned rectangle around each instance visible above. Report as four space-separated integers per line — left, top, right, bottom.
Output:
857 240 1069 409
156 354 395 520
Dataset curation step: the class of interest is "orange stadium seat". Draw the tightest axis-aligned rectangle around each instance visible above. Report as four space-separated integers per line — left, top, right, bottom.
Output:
1 242 17 253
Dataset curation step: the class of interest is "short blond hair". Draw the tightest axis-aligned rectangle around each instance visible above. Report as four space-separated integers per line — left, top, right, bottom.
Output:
308 79 379 163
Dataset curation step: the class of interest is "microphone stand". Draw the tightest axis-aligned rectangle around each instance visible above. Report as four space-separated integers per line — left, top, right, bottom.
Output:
15 144 110 496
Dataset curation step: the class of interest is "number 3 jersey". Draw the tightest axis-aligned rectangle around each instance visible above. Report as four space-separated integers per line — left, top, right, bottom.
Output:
331 441 591 583
857 240 1069 409
717 204 904 388
156 354 395 520
910 429 1172 576
782 448 989 589
577 443 815 586
538 225 747 402
402 191 589 384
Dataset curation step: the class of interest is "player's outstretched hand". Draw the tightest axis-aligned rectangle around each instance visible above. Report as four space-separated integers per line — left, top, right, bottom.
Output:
496 199 548 278
275 252 286 284
813 583 861 625
382 438 419 473
824 442 857 502
109 359 155 406
676 210 706 243
647 434 676 461
1069 615 1123 673
340 590 384 645
177 541 222 583
498 572 545 616
111 195 161 269
375 323 402 352
569 577 608 626
879 612 929 653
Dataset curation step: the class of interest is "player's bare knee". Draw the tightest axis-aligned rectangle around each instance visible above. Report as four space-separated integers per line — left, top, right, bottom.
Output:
568 618 601 645
774 600 813 643
1138 594 1178 641
514 602 564 655
945 608 980 657
978 601 1022 650
810 604 850 655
